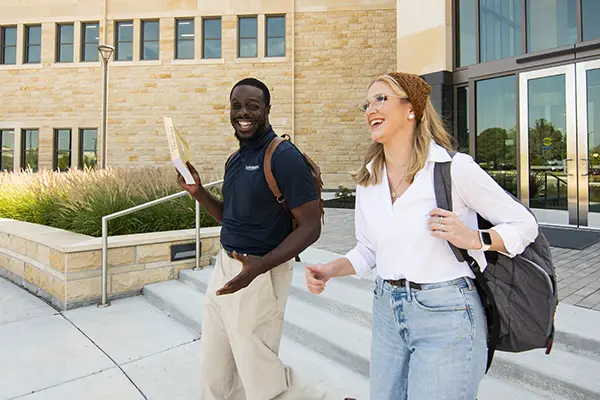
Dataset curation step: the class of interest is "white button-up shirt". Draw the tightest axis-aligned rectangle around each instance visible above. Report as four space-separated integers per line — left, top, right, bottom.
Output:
345 142 539 283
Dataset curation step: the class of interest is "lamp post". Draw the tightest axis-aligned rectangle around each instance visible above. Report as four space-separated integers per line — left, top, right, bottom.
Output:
98 44 115 169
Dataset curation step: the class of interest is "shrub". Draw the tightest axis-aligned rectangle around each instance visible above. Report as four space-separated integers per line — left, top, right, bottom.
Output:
335 185 355 201
0 167 221 237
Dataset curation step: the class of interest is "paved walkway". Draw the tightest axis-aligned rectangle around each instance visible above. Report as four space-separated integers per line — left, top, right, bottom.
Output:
313 208 600 311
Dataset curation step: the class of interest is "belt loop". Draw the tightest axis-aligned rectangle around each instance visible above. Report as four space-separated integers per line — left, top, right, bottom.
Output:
466 277 474 291
405 279 412 302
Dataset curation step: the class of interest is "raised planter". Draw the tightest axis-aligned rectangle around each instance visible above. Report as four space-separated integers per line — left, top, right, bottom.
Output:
0 218 221 310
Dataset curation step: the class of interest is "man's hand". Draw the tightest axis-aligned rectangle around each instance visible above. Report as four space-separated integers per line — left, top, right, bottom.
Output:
177 161 203 197
216 252 265 296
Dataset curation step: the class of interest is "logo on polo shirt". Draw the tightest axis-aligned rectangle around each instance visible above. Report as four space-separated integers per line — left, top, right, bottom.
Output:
245 165 259 171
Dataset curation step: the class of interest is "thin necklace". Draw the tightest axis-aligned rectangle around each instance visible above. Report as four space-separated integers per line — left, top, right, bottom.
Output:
390 170 408 199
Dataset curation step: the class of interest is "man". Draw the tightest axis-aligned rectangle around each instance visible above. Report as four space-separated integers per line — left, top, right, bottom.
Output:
178 78 325 400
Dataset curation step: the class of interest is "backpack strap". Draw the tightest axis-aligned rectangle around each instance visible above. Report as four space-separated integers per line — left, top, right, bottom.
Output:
264 137 287 203
433 149 499 373
225 150 239 171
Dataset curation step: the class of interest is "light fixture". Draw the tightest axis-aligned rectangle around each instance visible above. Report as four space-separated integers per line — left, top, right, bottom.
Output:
97 44 115 61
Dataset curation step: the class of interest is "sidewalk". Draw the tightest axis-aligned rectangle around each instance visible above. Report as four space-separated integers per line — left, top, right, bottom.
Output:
0 277 200 400
314 208 600 311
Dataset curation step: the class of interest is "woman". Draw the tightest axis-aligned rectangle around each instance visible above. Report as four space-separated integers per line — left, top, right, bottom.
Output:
305 72 538 399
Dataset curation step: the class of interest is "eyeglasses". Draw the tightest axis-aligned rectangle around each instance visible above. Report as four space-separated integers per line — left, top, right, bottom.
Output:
358 93 407 113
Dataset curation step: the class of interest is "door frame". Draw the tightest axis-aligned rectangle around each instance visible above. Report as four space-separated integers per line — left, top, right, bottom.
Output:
518 65 578 226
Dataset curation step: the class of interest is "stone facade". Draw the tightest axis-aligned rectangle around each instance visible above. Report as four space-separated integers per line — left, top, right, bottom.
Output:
0 0 397 189
0 218 221 310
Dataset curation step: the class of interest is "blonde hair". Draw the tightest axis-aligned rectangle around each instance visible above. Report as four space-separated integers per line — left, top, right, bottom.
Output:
352 74 454 187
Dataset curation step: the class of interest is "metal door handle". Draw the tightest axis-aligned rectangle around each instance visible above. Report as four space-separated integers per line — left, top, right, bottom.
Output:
581 158 590 176
563 158 573 176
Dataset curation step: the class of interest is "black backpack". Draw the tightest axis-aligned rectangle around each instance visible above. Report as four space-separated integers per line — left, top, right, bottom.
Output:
433 150 558 372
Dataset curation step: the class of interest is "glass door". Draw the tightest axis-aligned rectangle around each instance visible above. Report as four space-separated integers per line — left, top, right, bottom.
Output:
577 60 600 228
519 65 577 225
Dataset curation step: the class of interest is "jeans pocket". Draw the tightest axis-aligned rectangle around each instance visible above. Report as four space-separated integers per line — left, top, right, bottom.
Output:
413 285 468 312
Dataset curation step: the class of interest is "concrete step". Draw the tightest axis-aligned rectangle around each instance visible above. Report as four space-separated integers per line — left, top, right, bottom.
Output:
143 278 370 399
477 376 551 400
179 268 372 376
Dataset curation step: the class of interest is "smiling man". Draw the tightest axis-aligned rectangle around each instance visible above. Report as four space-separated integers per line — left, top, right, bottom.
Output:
178 78 324 400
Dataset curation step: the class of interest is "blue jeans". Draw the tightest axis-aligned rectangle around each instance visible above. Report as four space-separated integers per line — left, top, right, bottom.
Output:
370 276 487 400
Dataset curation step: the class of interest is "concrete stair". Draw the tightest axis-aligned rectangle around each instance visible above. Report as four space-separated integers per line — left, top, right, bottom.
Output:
143 250 600 400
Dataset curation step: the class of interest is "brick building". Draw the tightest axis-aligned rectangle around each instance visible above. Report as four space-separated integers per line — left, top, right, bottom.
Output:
1 0 600 230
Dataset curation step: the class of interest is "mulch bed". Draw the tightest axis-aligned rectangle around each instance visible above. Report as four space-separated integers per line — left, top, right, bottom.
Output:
323 197 356 209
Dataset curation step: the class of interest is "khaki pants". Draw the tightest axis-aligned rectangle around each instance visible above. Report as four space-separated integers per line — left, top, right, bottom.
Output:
200 249 326 400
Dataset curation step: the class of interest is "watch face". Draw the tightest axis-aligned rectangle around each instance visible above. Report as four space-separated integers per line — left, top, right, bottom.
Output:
481 231 492 245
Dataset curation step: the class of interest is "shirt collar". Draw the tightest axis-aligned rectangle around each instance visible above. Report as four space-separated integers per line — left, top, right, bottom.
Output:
239 125 275 152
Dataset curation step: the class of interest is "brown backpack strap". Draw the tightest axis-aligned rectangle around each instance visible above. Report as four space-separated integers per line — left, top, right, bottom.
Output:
264 137 287 203
225 149 239 171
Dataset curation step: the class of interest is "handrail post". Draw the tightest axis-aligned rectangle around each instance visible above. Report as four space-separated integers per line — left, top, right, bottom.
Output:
195 200 201 270
99 216 110 307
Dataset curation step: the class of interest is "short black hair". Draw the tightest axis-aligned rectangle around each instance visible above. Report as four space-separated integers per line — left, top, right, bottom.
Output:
230 78 271 106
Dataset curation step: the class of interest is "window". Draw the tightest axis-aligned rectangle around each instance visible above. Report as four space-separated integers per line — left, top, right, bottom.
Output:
238 16 257 58
56 23 74 63
141 20 159 60
526 0 577 53
203 18 221 59
456 87 469 153
115 21 133 61
54 129 71 171
476 76 517 196
175 19 194 59
82 22 99 62
456 0 476 67
582 0 600 42
266 16 285 57
25 25 41 64
80 129 97 169
479 0 522 63
1 27 17 65
0 130 14 172
22 129 39 172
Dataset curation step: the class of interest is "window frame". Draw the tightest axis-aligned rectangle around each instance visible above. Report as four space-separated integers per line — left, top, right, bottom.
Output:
265 15 286 57
238 16 258 58
0 26 17 65
175 18 195 60
24 24 42 64
79 128 98 169
141 20 160 61
202 17 222 59
56 23 74 63
81 22 100 62
53 128 72 171
114 20 134 61
0 129 15 172
21 128 39 172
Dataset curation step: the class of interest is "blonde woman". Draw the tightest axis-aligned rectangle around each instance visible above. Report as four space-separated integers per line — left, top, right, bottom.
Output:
305 72 538 399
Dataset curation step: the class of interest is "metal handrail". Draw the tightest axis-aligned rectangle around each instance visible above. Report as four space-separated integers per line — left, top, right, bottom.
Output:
99 180 223 307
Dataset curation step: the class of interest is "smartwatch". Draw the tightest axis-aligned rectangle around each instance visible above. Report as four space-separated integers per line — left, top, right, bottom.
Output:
478 230 492 252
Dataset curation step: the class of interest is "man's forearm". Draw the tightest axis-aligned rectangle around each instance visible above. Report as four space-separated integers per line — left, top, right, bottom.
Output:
193 187 224 223
260 222 320 273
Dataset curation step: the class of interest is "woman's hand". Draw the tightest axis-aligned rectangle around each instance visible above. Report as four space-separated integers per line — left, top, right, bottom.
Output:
305 264 334 295
429 208 482 250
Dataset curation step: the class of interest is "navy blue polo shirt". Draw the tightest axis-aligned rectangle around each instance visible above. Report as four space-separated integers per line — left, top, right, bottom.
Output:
220 126 318 256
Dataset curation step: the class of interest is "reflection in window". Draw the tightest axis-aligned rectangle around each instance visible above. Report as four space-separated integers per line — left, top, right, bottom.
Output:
526 0 576 53
142 20 159 60
586 69 600 213
456 0 476 67
22 129 39 172
54 129 71 172
203 18 221 59
476 76 517 196
238 17 257 58
0 130 14 171
480 0 522 63
57 24 74 63
82 23 99 62
456 87 469 153
1 27 16 65
115 21 133 61
25 25 41 64
176 19 194 60
582 0 600 42
266 16 285 57
80 129 98 169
